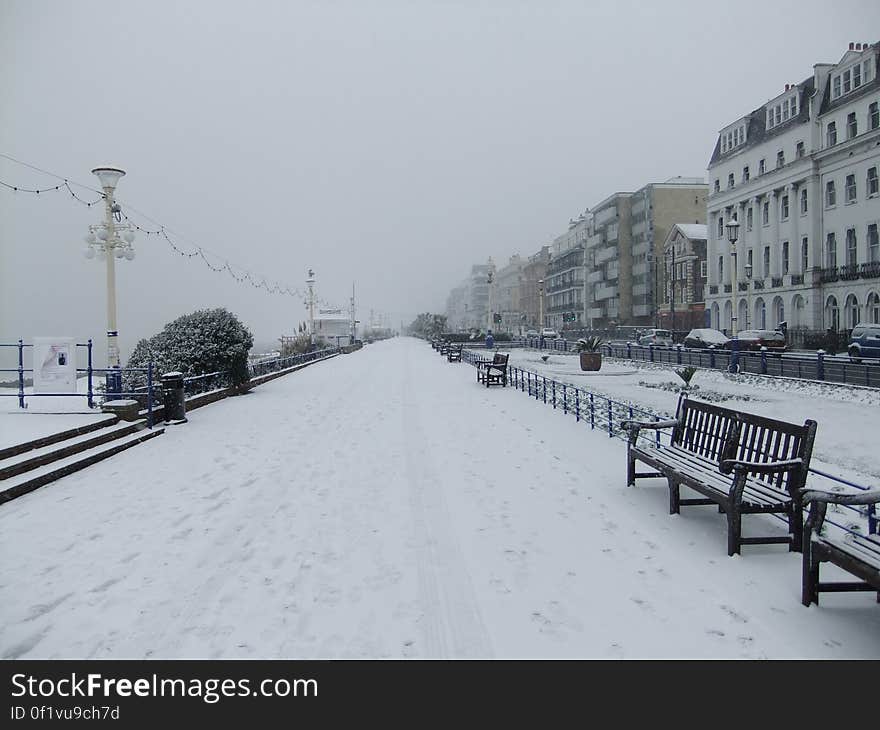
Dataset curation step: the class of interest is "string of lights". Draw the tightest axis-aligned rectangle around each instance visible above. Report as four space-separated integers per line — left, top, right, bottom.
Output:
1 153 346 309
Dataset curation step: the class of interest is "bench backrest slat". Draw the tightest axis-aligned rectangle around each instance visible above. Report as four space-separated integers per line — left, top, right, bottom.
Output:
673 395 816 495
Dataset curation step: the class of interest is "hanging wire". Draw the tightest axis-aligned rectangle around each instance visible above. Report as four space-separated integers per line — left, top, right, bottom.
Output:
1 153 347 304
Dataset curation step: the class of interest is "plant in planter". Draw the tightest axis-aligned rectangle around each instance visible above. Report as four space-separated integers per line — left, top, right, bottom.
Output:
675 366 698 393
576 336 603 371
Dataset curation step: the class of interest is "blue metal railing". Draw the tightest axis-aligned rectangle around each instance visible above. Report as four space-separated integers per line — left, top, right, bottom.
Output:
2 341 341 428
462 348 877 541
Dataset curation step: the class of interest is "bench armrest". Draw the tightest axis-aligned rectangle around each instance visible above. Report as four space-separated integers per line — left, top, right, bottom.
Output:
718 457 803 476
620 418 678 432
800 488 880 506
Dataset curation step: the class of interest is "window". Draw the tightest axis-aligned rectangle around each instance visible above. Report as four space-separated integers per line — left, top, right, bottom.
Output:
870 224 879 263
847 112 858 139
781 195 789 220
826 180 836 207
796 141 805 158
777 150 785 168
868 167 879 197
854 63 862 88
827 121 837 147
762 201 770 225
782 241 790 275
802 237 809 272
714 179 720 193
700 260 707 278
728 173 735 189
747 206 753 230
800 188 808 214
867 59 876 84
844 68 852 94
833 75 842 99
846 294 860 329
763 247 771 278
871 102 879 130
826 295 840 330
718 256 724 283
759 159 765 175
826 232 837 268
869 292 880 324
846 228 857 266
743 166 750 183
717 216 724 238
845 174 857 204
747 248 754 269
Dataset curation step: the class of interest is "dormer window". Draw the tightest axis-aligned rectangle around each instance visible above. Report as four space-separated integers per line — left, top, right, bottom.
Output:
766 94 798 130
720 122 747 154
728 173 735 189
831 53 875 100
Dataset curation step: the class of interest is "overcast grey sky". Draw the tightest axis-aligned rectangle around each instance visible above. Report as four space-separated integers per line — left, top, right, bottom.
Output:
2 0 878 362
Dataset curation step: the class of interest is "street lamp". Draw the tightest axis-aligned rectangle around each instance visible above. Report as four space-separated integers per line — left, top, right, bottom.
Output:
537 278 545 349
487 262 495 333
726 218 741 373
84 166 136 395
666 246 676 338
744 262 753 330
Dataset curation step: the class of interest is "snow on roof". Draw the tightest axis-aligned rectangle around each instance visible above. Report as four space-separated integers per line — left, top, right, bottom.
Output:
674 224 707 241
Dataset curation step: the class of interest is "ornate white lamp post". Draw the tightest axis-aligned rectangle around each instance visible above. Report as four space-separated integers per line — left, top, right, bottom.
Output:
744 262 753 330
83 166 136 394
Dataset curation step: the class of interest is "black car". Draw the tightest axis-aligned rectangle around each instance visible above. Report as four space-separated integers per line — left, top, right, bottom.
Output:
683 328 730 349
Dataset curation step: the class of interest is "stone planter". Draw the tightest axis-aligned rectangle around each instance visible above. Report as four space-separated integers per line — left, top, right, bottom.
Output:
579 352 602 371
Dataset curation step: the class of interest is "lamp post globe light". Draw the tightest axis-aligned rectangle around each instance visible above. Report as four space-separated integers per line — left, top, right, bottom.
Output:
83 166 136 395
725 218 741 373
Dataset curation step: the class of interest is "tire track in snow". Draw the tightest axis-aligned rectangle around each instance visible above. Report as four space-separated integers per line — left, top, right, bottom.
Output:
401 346 494 658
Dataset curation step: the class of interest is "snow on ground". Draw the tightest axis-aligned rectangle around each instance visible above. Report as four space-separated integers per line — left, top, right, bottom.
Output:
0 377 113 447
503 348 880 483
0 337 878 659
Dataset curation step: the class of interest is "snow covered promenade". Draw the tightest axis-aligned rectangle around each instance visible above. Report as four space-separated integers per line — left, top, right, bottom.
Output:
1 337 878 659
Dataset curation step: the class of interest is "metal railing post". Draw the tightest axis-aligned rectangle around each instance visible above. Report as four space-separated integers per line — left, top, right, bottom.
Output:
18 338 25 409
816 350 825 381
608 399 613 437
575 389 580 421
589 393 595 429
760 347 768 374
552 380 556 409
562 384 567 414
147 362 154 428
87 339 94 409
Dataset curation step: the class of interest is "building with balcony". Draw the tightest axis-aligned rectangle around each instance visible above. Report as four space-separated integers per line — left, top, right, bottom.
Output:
705 41 880 339
494 254 525 334
546 213 589 332
520 246 551 330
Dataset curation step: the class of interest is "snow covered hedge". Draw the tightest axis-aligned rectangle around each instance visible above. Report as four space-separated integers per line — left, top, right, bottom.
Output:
124 308 254 391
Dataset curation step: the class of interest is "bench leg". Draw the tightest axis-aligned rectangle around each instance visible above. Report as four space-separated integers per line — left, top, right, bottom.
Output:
726 506 742 556
802 540 819 606
789 504 803 553
668 479 680 515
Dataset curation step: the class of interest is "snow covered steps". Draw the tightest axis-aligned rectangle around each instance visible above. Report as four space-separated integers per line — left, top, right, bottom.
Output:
0 420 164 504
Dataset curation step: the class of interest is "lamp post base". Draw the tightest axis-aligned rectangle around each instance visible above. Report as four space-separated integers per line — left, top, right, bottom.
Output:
728 337 740 374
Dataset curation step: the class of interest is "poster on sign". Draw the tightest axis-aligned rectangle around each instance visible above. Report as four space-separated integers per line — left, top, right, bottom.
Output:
32 337 77 393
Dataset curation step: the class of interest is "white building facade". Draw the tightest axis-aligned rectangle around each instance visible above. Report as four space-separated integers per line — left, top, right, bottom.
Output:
706 41 880 341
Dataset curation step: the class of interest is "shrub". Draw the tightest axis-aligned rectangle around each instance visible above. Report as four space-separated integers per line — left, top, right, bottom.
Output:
576 336 603 353
124 308 254 392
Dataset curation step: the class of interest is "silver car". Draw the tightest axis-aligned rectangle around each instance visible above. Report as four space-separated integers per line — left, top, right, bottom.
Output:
638 329 673 346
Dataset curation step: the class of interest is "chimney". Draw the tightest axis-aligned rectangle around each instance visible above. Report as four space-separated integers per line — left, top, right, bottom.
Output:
857 43 863 50
849 42 855 50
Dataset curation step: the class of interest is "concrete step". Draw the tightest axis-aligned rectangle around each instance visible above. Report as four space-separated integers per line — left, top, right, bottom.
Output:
0 426 165 504
0 419 150 480
0 414 119 461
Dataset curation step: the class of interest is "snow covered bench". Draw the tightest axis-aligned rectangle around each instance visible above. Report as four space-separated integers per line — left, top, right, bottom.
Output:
801 488 880 606
622 395 818 556
476 352 509 387
447 344 463 362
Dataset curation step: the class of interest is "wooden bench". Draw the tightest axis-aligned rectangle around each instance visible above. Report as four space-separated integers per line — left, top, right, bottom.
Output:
476 352 509 387
438 342 452 356
447 344 463 362
622 395 817 556
801 487 880 606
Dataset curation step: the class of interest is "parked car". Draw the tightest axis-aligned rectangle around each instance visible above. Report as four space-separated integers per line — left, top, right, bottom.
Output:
683 328 730 349
848 323 880 362
541 328 559 339
638 328 673 346
525 330 539 339
724 329 786 351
